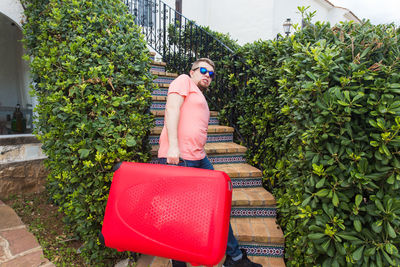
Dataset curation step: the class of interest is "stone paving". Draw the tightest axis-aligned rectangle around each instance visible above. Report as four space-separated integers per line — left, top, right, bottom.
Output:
0 199 54 267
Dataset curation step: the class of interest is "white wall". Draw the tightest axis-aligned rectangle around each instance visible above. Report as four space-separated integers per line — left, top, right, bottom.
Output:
0 0 24 27
166 0 359 44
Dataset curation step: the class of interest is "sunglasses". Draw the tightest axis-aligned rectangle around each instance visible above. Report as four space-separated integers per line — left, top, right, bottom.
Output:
193 67 215 79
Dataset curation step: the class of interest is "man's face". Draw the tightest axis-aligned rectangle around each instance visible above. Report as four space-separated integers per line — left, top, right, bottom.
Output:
189 62 214 90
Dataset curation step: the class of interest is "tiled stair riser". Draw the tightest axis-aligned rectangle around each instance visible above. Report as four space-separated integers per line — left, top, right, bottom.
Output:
154 77 175 84
154 117 219 126
231 207 277 218
150 154 246 165
152 88 168 96
241 245 284 257
151 65 165 72
149 133 233 145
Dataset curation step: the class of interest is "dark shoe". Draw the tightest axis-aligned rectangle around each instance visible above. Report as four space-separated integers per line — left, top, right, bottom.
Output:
223 249 262 267
171 259 187 267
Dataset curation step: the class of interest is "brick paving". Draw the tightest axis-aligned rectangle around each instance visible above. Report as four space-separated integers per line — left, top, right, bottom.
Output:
0 199 55 267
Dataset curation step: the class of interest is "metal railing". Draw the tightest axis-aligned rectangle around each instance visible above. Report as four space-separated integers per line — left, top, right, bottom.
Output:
125 0 249 144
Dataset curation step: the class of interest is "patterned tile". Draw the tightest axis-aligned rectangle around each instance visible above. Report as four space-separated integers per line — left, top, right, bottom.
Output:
152 89 168 96
231 208 277 218
149 133 233 145
151 66 165 72
232 178 262 188
154 77 175 84
208 155 246 164
241 245 285 257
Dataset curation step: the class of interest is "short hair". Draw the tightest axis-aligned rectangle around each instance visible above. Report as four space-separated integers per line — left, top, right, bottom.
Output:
191 58 215 70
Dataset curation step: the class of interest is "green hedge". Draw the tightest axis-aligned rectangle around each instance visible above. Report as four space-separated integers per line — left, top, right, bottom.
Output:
165 15 400 266
23 0 153 263
235 21 400 266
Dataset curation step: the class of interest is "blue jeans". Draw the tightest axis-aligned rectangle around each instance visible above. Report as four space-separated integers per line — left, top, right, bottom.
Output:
158 157 242 258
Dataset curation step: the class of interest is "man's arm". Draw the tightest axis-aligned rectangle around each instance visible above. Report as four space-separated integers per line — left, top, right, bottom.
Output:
165 93 184 164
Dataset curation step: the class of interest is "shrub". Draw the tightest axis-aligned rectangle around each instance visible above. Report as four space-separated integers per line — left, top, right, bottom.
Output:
166 15 400 266
236 21 400 266
23 0 154 263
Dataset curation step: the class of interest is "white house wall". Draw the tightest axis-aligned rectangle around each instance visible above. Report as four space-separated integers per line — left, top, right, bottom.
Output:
0 0 24 27
161 0 358 45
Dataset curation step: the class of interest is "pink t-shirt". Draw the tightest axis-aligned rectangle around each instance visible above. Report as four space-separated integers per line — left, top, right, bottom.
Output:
158 74 210 160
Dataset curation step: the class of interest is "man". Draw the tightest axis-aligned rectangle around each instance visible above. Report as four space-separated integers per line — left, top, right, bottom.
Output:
158 58 262 267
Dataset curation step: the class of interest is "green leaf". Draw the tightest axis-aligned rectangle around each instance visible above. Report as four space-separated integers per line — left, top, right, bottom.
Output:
316 189 329 197
316 177 326 188
354 219 362 232
126 136 137 147
385 243 398 255
78 149 90 159
308 233 326 240
355 194 363 207
387 222 396 238
353 245 365 261
332 192 339 207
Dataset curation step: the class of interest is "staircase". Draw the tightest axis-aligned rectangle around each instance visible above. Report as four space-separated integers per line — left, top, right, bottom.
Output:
136 53 285 267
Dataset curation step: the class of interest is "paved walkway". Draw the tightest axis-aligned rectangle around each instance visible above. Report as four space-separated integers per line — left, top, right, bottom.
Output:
0 199 55 267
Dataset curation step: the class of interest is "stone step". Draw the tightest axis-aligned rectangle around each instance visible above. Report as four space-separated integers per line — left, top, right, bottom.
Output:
151 70 179 78
213 163 262 178
152 95 167 101
232 187 276 207
150 125 232 135
231 217 284 245
150 142 247 156
136 250 285 267
150 63 166 73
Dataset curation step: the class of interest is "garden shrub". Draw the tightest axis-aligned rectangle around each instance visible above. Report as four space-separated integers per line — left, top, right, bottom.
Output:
164 15 400 266
23 0 154 263
236 21 400 266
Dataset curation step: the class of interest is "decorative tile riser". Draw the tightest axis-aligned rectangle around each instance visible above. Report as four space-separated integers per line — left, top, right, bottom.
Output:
232 178 262 188
240 244 284 258
152 89 168 96
149 133 233 145
154 117 219 126
151 65 165 72
150 154 246 164
231 208 276 218
154 77 175 84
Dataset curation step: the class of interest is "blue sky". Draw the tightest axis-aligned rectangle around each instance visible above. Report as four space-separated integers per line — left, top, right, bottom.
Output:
330 0 400 25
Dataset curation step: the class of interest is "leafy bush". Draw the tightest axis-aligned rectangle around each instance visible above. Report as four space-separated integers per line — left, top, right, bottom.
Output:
23 0 153 263
236 21 400 266
164 14 400 266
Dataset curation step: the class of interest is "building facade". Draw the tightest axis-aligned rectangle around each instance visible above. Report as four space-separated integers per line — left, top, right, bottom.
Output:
162 0 360 44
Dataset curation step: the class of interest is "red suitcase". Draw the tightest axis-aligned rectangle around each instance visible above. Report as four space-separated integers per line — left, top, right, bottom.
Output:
100 162 232 266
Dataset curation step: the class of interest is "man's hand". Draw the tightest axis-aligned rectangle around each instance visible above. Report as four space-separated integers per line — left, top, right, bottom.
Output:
167 145 180 165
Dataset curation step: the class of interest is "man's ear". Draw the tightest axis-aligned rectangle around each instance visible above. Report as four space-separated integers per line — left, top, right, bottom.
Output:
189 70 194 77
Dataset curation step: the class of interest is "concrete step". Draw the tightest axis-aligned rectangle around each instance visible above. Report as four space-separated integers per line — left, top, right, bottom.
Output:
151 70 179 78
232 187 275 207
231 217 284 245
214 163 262 178
151 142 247 156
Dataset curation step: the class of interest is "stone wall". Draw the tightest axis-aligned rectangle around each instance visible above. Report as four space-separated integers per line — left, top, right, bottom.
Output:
0 135 48 199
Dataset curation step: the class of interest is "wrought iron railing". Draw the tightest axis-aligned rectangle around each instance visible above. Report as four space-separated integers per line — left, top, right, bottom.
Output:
124 0 249 144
